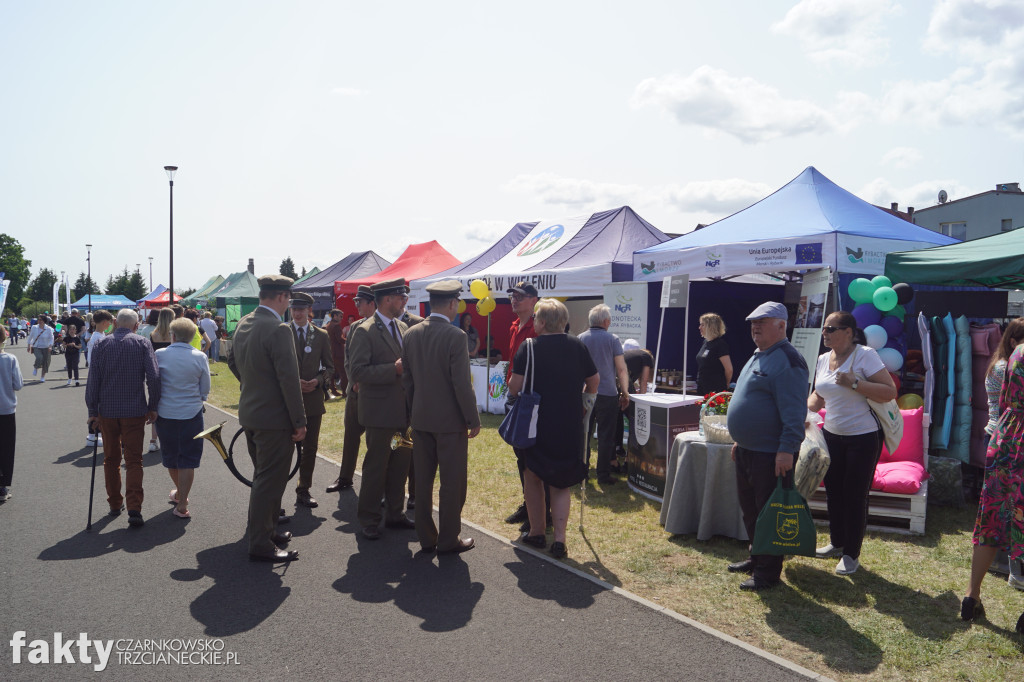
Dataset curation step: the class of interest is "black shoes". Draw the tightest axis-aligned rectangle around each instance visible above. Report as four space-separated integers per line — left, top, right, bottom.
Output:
438 538 475 554
519 514 553 533
550 542 567 558
739 577 779 591
127 510 145 527
384 516 416 530
272 531 292 545
109 505 125 517
728 558 755 574
961 596 985 622
296 490 318 508
249 549 298 562
505 503 528 524
362 526 381 540
326 478 353 493
518 532 546 549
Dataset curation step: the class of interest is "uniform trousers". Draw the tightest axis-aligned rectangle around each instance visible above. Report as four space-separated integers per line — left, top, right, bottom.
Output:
357 427 411 529
412 429 468 551
735 445 794 582
99 415 147 512
339 390 363 482
244 428 294 555
296 412 323 492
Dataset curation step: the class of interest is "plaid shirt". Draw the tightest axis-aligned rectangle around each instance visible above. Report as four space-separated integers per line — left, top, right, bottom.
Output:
85 327 161 418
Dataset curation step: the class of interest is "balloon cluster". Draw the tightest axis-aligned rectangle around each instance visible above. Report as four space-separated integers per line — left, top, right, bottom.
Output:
470 279 496 315
848 275 915 373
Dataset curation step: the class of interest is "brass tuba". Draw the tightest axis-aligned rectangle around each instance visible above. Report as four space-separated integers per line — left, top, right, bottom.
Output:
390 427 413 451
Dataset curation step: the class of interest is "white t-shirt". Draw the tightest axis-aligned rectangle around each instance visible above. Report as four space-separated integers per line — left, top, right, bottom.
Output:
814 344 887 436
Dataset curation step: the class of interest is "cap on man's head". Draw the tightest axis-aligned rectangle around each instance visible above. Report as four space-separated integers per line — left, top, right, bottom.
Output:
425 279 463 300
289 292 314 308
622 338 641 351
371 278 409 296
746 302 788 321
353 285 375 302
71 308 79 314
506 281 539 298
258 274 294 292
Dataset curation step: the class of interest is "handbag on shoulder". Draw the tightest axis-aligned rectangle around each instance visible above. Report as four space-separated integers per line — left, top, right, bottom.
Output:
499 339 541 448
852 346 904 453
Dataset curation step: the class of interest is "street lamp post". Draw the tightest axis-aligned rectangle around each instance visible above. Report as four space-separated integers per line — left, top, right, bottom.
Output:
86 244 93 314
164 166 178 301
148 256 153 291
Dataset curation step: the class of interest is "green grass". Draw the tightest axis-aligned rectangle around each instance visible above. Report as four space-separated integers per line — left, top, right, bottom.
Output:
206 367 1024 680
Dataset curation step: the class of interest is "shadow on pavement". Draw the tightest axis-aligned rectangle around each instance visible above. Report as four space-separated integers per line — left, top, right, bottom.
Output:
505 552 604 608
171 539 291 637
38 510 189 561
333 541 484 632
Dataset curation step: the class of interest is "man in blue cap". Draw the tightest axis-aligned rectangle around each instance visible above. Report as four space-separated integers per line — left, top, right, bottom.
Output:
726 301 807 590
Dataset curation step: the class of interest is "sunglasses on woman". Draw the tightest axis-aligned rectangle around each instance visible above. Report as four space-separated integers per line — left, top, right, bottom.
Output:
822 325 849 334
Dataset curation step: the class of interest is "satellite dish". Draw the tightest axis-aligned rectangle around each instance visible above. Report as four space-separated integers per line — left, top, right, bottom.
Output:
938 189 948 204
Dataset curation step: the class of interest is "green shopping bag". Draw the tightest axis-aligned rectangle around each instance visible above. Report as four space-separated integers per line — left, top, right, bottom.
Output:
751 477 816 557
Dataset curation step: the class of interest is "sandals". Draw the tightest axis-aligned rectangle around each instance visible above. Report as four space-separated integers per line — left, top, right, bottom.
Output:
960 596 985 622
519 533 546 549
168 489 190 505
172 508 191 519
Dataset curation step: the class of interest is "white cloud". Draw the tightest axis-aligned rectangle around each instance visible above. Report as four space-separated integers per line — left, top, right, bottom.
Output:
503 172 771 217
923 0 1024 60
331 87 365 97
772 0 901 67
631 66 840 143
858 177 977 211
461 220 513 244
880 147 922 168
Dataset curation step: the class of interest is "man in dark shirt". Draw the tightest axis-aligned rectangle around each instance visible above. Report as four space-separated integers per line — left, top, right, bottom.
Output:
85 309 161 527
504 281 539 526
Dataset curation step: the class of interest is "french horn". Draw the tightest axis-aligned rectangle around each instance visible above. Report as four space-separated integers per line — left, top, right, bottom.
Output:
390 427 413 451
194 421 303 487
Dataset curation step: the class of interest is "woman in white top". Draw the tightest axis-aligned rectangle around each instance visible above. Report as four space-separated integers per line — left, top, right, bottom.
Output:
807 311 897 575
26 315 55 382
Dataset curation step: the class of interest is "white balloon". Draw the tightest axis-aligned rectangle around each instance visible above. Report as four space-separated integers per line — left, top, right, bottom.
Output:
863 324 888 350
878 347 904 372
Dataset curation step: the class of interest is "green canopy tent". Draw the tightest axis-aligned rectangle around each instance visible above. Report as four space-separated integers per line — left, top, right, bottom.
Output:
292 267 320 286
885 228 1024 288
180 274 225 307
210 271 261 332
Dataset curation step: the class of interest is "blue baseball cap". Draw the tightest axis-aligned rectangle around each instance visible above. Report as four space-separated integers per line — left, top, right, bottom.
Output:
745 302 788 321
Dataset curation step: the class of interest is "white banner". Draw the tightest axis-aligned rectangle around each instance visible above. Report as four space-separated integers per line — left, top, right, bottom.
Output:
0 279 10 316
791 267 831 387
635 235 836 282
603 282 647 348
413 263 614 302
485 215 590 273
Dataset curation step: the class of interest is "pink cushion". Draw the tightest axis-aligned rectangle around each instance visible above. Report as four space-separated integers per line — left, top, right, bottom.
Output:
872 461 928 494
879 407 925 465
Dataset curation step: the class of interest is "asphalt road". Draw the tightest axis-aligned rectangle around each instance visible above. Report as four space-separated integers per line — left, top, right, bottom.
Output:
1 358 826 680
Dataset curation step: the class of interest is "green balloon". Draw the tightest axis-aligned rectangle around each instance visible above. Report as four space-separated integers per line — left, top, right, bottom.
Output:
848 278 875 304
871 275 892 289
196 303 203 309
873 286 898 312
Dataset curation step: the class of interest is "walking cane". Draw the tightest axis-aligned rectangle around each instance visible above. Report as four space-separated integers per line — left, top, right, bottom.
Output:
86 423 99 532
580 393 597 531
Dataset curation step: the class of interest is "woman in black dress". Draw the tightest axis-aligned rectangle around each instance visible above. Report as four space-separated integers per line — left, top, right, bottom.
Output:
508 299 599 558
696 312 733 395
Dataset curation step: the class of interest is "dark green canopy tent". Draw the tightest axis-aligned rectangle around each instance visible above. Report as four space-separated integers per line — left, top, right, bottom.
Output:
885 229 1024 288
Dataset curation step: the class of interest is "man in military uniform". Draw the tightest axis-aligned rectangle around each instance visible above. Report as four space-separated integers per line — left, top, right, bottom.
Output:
326 285 375 493
347 278 415 539
228 274 307 562
402 280 480 554
289 292 334 509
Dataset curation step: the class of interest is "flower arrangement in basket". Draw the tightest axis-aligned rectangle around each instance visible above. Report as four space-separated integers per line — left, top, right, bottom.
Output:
697 391 733 444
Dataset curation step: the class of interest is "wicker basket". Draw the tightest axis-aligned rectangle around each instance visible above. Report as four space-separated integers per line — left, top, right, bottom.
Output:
699 391 733 444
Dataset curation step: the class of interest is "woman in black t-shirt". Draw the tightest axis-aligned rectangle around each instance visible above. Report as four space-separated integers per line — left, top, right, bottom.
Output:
696 312 733 395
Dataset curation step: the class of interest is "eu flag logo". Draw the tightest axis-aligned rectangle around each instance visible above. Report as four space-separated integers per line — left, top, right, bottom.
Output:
795 243 823 265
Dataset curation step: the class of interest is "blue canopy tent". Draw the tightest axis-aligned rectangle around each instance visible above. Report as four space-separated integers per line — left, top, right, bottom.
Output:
136 284 167 306
292 250 391 315
69 294 137 311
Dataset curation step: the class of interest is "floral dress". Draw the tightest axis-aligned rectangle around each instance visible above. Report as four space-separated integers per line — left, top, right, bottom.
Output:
973 346 1024 558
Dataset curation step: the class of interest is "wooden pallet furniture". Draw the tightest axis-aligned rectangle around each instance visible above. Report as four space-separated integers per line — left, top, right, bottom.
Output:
806 479 928 535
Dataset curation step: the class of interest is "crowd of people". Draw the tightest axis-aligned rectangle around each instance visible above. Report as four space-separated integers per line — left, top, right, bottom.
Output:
3 276 1023 635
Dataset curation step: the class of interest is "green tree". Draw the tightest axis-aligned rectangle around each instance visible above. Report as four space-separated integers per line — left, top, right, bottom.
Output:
124 270 147 301
72 271 102 300
279 257 298 279
0 233 32 309
105 267 131 295
300 266 307 277
26 268 58 302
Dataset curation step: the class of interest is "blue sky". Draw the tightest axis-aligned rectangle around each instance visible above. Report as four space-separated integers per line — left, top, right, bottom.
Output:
2 0 1021 291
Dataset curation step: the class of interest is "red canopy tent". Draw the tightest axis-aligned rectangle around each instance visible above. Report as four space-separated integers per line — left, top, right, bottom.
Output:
141 290 183 308
333 241 460 317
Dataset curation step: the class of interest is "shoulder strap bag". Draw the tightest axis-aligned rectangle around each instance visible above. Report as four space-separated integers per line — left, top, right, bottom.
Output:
499 339 541 448
852 345 904 453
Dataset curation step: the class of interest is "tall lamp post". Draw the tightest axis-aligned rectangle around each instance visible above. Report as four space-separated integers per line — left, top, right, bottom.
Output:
86 244 93 314
164 166 178 302
148 256 153 292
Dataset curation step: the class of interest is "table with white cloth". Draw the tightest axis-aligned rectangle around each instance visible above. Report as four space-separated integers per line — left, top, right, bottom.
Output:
659 432 748 541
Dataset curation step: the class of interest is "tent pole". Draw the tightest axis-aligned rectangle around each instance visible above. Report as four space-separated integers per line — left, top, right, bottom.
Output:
653 307 666 389
485 313 491 412
682 287 690 397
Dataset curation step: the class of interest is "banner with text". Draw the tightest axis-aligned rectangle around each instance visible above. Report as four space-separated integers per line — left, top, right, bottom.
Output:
790 267 831 390
604 282 647 348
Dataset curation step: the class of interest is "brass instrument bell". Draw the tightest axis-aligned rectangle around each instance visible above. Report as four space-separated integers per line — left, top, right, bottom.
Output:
194 421 231 461
390 427 413 451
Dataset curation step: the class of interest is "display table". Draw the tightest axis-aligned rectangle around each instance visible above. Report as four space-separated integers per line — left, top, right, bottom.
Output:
659 432 748 541
627 393 701 500
469 359 509 414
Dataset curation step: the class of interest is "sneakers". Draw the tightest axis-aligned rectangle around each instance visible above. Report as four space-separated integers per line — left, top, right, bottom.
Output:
86 434 103 448
66 379 72 387
148 440 159 453
32 368 37 376
127 510 145 527
836 555 860 575
816 543 844 558
0 487 10 502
